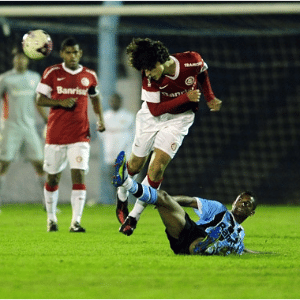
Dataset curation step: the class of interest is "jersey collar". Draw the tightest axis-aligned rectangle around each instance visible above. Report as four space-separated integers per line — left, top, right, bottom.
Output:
166 55 180 80
62 62 83 75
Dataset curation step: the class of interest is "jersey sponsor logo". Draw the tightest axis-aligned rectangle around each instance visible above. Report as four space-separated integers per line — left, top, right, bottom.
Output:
161 87 195 98
81 77 90 87
57 77 65 81
184 62 202 67
56 86 88 95
185 76 195 86
218 221 241 245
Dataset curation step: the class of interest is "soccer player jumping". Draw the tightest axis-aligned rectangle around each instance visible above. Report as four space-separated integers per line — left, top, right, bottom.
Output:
116 38 222 235
113 151 259 256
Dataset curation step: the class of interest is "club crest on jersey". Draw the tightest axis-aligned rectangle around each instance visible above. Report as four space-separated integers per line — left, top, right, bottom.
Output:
171 142 178 152
76 156 83 163
185 76 195 86
81 77 90 87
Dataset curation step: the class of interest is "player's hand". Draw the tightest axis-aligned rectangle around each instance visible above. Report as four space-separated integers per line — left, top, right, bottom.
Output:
60 97 77 108
187 89 201 102
97 121 105 132
207 98 222 111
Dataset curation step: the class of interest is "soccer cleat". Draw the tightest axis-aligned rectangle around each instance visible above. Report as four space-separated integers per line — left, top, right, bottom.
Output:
112 151 128 188
47 220 58 232
116 194 129 224
193 226 222 254
69 221 86 233
119 216 137 236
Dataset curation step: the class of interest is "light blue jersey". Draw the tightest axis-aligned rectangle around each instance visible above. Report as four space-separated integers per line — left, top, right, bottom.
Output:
0 69 41 128
0 69 43 161
194 197 245 256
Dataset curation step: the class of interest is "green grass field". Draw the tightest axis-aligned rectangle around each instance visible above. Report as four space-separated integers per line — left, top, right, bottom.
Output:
0 203 299 299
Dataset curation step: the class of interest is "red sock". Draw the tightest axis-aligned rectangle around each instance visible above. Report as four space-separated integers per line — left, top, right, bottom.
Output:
72 184 86 190
147 175 163 189
45 182 59 192
127 162 139 177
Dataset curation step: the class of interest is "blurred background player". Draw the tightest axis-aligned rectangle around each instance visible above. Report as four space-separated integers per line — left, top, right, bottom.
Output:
113 150 259 255
0 50 48 206
116 37 222 235
36 37 105 232
100 93 135 204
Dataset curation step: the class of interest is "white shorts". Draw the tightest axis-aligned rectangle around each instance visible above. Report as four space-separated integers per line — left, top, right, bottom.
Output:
132 102 195 159
0 123 44 161
43 142 90 174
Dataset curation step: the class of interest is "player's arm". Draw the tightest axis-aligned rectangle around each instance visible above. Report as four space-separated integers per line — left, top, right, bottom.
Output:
197 70 222 112
36 93 77 108
243 248 273 254
147 89 201 117
35 103 48 123
171 195 198 208
90 94 105 132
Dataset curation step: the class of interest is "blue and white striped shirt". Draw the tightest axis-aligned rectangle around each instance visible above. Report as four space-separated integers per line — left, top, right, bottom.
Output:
194 197 245 255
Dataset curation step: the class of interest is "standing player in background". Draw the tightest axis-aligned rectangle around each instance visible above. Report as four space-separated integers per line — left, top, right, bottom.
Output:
36 37 105 232
101 93 135 204
116 38 222 236
0 51 48 205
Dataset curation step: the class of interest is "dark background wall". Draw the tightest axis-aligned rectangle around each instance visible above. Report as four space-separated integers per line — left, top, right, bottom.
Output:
0 3 299 205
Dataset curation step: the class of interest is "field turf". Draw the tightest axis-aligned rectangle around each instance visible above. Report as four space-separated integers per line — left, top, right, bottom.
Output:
0 203 299 299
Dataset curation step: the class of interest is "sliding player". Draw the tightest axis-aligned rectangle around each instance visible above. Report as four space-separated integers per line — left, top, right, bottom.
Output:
114 151 258 256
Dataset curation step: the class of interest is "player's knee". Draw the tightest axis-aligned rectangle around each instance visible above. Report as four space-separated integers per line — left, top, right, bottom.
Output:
158 190 171 204
47 174 60 186
0 161 10 174
127 157 145 175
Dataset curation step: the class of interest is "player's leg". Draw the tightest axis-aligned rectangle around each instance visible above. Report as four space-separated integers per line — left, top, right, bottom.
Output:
116 152 147 224
113 152 220 253
67 142 90 232
121 113 195 232
70 168 86 232
116 105 156 224
120 149 172 235
43 144 68 232
25 129 47 207
0 161 10 206
45 172 62 231
0 127 22 202
113 151 186 237
30 160 46 207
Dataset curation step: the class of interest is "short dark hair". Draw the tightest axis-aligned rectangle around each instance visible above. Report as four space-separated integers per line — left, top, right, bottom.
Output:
126 38 170 71
60 37 80 51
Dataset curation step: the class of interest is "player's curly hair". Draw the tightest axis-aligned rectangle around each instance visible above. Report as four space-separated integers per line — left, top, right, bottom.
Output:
126 38 170 71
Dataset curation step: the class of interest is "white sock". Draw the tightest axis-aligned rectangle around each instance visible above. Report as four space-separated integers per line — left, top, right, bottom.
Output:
129 176 150 220
117 174 138 201
44 188 59 222
117 186 129 201
71 189 87 224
